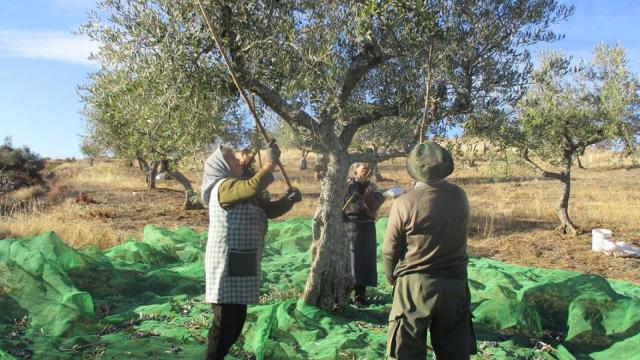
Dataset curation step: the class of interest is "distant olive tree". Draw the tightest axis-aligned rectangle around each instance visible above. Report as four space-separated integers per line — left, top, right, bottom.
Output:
80 17 247 207
79 134 104 166
470 45 640 235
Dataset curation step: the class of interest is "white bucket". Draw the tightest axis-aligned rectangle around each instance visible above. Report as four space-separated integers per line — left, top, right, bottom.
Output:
383 188 404 199
592 228 613 251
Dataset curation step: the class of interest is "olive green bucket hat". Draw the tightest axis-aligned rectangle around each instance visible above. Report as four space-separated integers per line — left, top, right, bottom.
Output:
406 142 454 182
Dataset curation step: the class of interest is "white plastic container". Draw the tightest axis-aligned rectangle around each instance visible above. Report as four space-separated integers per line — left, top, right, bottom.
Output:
383 188 404 199
592 228 613 252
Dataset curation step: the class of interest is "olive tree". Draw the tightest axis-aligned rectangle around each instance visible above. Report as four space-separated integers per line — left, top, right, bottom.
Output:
83 0 572 310
470 45 640 235
80 11 246 207
79 133 104 166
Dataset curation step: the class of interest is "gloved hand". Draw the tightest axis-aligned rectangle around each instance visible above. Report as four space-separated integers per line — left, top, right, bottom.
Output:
261 141 281 164
286 187 302 203
354 181 367 195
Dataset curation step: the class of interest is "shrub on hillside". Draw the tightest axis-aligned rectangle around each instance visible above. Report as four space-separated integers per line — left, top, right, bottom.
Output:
0 139 45 194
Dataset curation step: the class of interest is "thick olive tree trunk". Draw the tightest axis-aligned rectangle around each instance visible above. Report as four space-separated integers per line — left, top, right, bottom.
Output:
300 149 308 170
137 157 159 190
555 159 580 235
167 169 205 210
526 134 582 236
160 159 169 172
373 163 386 181
147 161 159 189
302 152 353 311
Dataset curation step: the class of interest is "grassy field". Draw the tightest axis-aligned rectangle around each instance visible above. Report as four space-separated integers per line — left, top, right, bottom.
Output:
1 148 639 283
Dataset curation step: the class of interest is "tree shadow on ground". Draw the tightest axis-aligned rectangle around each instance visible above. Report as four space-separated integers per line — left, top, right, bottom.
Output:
582 164 640 172
452 175 554 186
468 212 555 238
151 187 184 194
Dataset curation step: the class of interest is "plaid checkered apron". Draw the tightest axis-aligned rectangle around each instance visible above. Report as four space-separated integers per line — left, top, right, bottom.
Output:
204 180 267 304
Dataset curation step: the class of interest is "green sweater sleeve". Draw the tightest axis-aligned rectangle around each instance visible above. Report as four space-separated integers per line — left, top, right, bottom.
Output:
218 169 275 210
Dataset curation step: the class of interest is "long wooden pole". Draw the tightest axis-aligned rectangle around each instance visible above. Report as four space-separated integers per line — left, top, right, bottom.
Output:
418 42 434 143
195 0 292 189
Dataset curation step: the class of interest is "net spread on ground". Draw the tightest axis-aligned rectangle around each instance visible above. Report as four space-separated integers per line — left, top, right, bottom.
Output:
1 217 639 359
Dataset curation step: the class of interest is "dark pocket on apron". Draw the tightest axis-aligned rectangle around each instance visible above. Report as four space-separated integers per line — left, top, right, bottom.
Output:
227 249 258 276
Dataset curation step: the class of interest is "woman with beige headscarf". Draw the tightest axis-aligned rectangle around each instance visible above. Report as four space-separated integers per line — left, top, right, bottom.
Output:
343 162 385 306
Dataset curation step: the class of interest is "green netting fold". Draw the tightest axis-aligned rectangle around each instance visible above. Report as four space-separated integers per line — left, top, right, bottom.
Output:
0 218 638 359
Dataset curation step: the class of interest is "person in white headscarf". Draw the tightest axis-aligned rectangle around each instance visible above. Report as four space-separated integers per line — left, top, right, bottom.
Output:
201 143 301 360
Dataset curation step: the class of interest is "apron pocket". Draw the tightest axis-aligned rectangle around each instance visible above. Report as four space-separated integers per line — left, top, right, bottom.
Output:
228 249 258 276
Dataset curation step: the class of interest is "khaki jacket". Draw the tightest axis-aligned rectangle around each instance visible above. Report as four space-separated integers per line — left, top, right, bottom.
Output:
382 180 469 284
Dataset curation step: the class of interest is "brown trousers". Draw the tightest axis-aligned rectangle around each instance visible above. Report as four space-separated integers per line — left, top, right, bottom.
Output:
387 274 477 359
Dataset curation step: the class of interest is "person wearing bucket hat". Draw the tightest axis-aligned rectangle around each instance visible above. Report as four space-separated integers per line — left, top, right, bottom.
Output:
383 142 477 359
406 141 454 182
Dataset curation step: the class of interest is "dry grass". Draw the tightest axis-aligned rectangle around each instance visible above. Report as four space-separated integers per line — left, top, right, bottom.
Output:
449 150 640 239
0 148 638 283
0 160 146 247
1 199 129 248
58 161 146 191
1 185 47 215
1 159 211 248
446 150 639 283
3 185 47 203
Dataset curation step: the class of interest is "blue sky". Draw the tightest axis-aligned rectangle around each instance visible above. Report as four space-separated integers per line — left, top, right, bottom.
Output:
1 0 639 158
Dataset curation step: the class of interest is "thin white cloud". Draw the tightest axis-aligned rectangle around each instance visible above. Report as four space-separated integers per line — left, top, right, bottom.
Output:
0 29 99 66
